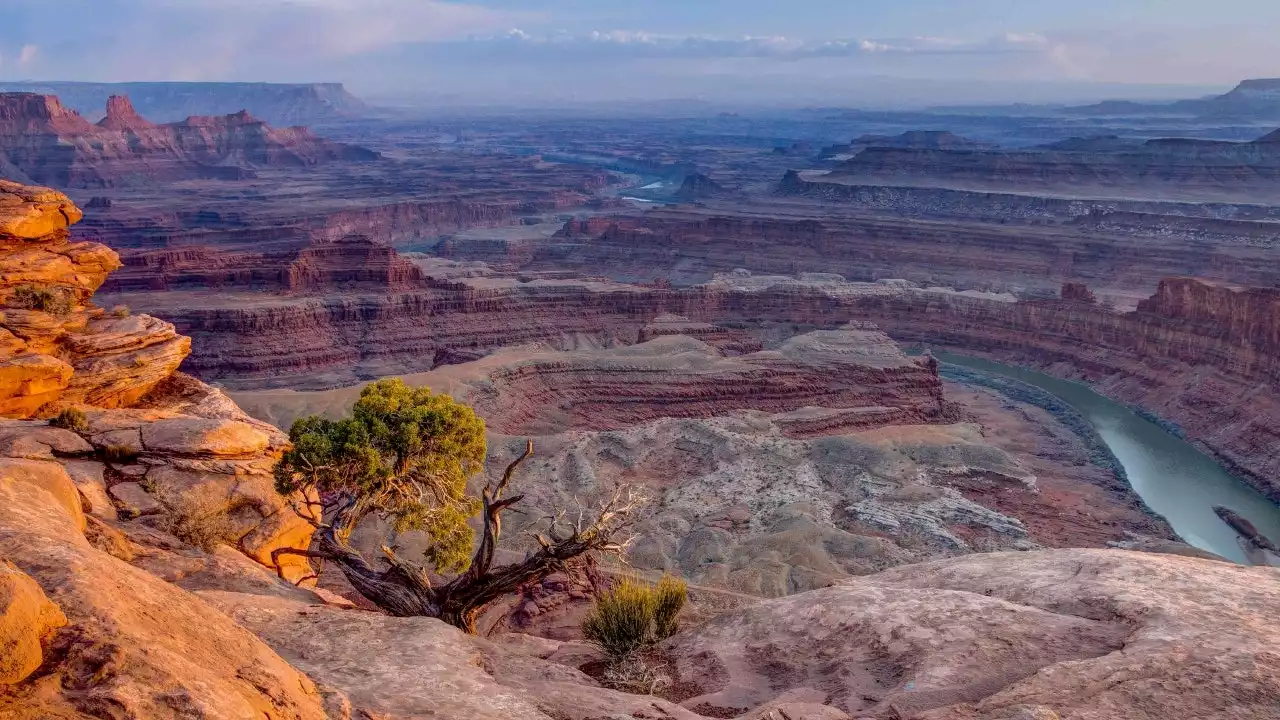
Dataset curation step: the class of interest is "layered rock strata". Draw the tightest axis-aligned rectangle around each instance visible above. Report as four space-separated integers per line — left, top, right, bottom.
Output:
234 330 1170 598
0 179 187 414
449 203 1280 294
0 80 369 126
146 267 1280 500
0 93 378 188
0 180 314 582
461 327 951 436
823 127 1280 199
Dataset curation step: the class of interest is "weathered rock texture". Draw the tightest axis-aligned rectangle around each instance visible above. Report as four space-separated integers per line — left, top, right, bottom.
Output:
0 92 378 188
0 559 66 685
668 549 1280 719
460 327 952 437
0 179 186 415
0 451 329 718
234 332 1168 600
0 180 314 582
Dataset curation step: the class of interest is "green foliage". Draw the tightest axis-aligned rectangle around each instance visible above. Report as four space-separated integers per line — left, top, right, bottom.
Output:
651 574 687 640
48 407 89 433
110 304 131 318
274 378 487 574
582 575 688 661
10 285 73 315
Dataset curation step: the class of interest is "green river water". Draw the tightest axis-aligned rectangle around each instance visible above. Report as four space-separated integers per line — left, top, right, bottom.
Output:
939 353 1280 564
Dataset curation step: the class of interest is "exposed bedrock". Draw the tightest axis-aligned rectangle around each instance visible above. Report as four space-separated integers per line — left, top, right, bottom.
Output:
0 92 378 189
464 327 952 437
446 206 1280 293
816 127 1280 200
779 170 1280 222
145 270 1280 500
0 180 316 583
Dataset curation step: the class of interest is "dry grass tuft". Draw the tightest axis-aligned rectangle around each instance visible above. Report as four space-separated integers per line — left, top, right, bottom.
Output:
582 574 688 662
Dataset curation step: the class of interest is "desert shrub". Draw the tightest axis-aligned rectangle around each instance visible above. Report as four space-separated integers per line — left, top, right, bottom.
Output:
651 574 687 640
156 490 239 552
10 285 73 315
48 407 89 433
103 444 139 464
110 304 131 318
582 574 688 661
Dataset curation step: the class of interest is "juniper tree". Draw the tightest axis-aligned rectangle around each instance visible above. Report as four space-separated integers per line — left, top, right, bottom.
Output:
273 378 641 633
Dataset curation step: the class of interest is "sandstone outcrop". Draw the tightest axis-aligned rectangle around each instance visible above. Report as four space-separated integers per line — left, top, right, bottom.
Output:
674 173 727 201
0 179 184 414
0 181 315 583
461 327 951 436
0 559 66 685
0 80 370 126
0 92 379 188
667 549 1280 719
0 451 329 718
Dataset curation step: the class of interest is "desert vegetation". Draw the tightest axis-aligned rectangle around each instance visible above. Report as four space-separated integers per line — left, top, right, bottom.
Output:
581 574 687 693
583 574 687 659
272 378 645 632
11 284 73 315
48 407 89 433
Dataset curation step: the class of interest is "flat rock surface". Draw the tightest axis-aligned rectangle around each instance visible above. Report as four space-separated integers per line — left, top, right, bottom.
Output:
0 455 328 718
667 548 1280 719
140 416 271 455
203 590 703 720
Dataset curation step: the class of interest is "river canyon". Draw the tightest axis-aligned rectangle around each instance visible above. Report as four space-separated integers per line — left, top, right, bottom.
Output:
2 76 1280 720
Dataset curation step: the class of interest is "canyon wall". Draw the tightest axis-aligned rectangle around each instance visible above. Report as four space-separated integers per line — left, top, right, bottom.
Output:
443 205 1280 293
134 271 1280 500
0 81 369 126
0 93 378 189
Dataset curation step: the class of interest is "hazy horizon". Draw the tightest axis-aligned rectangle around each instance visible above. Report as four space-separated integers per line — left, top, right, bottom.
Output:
1 0 1277 107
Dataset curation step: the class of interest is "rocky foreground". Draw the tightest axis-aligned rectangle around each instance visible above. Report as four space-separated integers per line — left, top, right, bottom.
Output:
2 181 1279 718
4 459 1279 718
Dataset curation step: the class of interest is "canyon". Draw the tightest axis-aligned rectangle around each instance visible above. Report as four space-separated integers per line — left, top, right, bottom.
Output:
0 81 370 127
0 93 378 189
3 72 1280 718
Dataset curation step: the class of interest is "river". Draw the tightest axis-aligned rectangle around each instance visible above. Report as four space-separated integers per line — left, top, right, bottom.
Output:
938 353 1280 564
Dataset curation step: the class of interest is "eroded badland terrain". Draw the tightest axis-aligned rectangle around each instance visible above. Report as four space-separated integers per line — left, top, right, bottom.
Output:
3 80 1280 719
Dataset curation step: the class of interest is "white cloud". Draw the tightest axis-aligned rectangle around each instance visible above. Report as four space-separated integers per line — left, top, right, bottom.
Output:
18 44 37 66
449 30 1059 61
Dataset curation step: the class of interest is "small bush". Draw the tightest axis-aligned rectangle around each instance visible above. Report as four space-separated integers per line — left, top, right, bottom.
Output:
651 574 687 641
156 490 239 552
582 575 688 661
110 305 131 318
48 407 89 433
103 444 139 464
10 285 73 315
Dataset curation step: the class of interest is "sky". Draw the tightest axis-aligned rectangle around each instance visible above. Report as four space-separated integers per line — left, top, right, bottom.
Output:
1 0 1279 106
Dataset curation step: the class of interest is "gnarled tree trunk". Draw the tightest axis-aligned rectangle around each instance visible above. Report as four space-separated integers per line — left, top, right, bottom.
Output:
274 441 641 633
